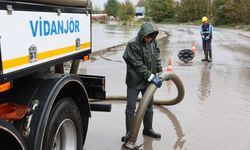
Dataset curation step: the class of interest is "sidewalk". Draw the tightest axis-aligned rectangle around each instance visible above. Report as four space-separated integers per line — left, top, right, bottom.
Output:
239 31 250 38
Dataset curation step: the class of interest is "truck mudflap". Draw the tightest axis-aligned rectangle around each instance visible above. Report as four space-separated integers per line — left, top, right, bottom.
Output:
0 119 26 150
79 74 106 100
79 74 112 112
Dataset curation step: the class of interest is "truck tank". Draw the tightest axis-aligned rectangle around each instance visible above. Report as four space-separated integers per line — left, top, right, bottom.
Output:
19 0 89 7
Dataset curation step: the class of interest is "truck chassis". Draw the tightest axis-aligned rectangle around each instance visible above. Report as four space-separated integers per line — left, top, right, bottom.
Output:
0 1 106 150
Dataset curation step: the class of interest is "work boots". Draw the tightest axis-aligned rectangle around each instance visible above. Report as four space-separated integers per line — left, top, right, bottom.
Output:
121 113 134 142
201 49 209 62
208 50 212 62
143 112 161 139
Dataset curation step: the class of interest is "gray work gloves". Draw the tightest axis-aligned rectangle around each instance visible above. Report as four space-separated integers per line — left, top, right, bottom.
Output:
148 74 163 88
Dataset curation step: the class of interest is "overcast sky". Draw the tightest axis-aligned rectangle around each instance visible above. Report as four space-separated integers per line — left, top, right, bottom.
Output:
91 0 138 9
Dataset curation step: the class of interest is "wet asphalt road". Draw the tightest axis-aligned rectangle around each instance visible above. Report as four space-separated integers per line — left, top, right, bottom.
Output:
81 24 250 150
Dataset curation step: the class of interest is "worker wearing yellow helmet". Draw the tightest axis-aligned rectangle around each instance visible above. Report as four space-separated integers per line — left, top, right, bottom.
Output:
202 16 208 23
200 16 213 62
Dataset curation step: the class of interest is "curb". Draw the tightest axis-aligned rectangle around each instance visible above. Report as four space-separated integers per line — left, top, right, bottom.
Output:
239 33 250 38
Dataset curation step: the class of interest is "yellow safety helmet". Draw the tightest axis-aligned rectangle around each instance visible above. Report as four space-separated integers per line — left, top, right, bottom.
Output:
201 16 208 23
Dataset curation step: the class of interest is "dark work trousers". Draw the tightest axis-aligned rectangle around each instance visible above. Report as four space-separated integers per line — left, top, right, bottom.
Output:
126 87 153 116
202 40 212 59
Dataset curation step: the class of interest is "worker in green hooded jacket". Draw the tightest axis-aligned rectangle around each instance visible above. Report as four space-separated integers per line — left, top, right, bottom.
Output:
122 22 163 143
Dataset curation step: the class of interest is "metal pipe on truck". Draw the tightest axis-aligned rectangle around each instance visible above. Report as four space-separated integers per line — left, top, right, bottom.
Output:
19 0 89 7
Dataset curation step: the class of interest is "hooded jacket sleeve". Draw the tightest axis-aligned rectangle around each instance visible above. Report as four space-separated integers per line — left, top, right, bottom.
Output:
155 41 162 72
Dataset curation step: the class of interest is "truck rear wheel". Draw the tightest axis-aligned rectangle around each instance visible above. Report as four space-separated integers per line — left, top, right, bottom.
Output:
42 97 86 150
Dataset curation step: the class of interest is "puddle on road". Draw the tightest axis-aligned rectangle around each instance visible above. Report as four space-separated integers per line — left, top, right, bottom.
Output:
81 29 250 150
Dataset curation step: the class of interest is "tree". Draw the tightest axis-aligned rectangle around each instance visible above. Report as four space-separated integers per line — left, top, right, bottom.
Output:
176 0 207 22
104 0 119 17
145 0 175 22
242 0 250 24
92 5 104 14
212 0 250 25
118 0 135 21
212 0 227 25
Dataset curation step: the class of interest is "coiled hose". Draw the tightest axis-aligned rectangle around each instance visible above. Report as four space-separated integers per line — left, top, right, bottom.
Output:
90 72 185 149
106 73 184 106
124 72 185 149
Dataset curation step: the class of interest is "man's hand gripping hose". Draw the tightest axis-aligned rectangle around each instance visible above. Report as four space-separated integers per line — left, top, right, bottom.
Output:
124 72 185 149
89 72 185 149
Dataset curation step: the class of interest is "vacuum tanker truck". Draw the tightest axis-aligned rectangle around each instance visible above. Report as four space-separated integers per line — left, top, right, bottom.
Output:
0 0 107 149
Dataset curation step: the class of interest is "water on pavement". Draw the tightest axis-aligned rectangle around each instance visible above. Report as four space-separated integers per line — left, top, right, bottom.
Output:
81 24 250 150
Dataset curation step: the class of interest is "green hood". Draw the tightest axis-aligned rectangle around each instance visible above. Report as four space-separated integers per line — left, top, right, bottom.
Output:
138 22 159 43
